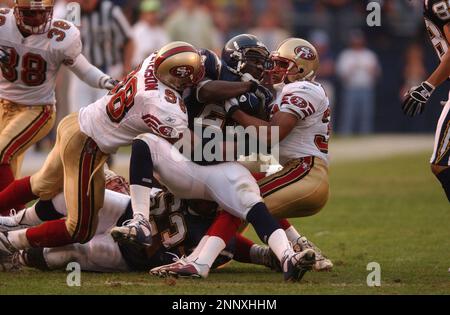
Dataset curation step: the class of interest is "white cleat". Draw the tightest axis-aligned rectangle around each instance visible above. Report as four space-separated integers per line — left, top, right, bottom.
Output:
163 259 210 279
0 209 31 232
150 256 189 277
293 236 333 272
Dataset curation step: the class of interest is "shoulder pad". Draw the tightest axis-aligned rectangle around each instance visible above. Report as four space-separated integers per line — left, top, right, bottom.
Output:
200 49 221 80
48 19 82 61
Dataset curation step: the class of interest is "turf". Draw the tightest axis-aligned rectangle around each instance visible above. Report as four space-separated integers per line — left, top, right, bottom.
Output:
0 152 448 295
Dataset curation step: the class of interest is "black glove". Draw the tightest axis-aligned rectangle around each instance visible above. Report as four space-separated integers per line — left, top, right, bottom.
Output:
0 47 10 65
402 81 435 117
224 98 240 118
236 92 263 116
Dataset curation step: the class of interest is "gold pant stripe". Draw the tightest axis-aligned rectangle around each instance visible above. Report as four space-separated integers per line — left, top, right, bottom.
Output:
30 113 107 243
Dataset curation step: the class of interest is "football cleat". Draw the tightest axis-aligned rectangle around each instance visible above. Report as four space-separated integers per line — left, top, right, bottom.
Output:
150 255 189 277
293 236 333 272
281 248 315 282
0 209 32 232
251 245 282 272
165 260 210 279
0 232 17 256
0 251 22 272
110 213 153 247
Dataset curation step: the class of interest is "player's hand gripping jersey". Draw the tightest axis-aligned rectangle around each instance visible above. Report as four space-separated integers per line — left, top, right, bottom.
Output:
79 53 189 154
0 9 81 105
270 80 331 165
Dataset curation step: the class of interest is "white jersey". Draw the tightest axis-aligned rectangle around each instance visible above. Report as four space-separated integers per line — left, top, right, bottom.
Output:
270 80 331 165
0 9 82 105
79 53 189 154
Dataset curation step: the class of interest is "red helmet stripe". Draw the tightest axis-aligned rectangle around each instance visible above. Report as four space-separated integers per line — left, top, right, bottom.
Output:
155 46 198 69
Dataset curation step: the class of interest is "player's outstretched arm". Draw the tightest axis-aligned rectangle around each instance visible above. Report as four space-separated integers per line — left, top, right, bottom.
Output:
67 54 119 90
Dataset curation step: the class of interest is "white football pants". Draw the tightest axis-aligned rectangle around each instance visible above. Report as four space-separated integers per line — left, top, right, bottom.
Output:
136 133 263 219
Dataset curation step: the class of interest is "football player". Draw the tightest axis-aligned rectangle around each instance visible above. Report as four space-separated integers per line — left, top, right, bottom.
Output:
110 38 317 282
159 38 333 278
0 0 117 211
0 42 205 258
402 0 450 202
197 35 332 272
0 174 280 274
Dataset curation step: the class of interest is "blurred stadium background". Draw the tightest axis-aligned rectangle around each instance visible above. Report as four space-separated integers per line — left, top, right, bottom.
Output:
0 0 448 135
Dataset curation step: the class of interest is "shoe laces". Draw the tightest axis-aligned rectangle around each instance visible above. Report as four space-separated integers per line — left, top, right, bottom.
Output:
165 252 187 264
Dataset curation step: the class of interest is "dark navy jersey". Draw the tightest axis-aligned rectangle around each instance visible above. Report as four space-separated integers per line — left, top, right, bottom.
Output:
424 0 450 61
118 193 233 271
186 49 240 131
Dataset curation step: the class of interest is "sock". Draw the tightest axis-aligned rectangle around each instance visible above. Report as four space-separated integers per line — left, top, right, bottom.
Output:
246 202 280 243
267 229 292 263
129 139 153 218
284 225 302 243
0 176 37 215
195 236 226 268
233 233 254 263
436 167 450 202
187 235 209 261
207 211 242 243
25 219 74 248
278 218 291 230
7 229 31 250
34 199 64 221
0 164 14 191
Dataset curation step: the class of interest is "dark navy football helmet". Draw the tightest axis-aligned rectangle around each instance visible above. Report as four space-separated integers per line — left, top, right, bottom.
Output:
221 34 270 80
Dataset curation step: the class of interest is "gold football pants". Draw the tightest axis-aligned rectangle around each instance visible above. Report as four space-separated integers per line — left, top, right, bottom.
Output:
258 156 329 218
30 113 108 242
0 99 55 177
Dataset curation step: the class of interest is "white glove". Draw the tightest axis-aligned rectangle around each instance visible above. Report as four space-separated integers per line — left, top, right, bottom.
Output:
100 76 119 90
240 72 260 84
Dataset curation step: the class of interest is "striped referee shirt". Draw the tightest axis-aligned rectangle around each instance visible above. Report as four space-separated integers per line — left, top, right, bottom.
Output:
79 1 133 71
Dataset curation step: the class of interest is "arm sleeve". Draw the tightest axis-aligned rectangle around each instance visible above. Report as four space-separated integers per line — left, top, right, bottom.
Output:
67 54 111 89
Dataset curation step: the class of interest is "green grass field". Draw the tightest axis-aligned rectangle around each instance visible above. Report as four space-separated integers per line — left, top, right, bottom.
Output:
0 152 448 295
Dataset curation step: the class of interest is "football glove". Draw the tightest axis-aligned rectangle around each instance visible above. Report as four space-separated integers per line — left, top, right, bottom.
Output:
224 98 240 118
0 47 10 65
100 77 120 90
402 81 435 117
241 73 273 108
